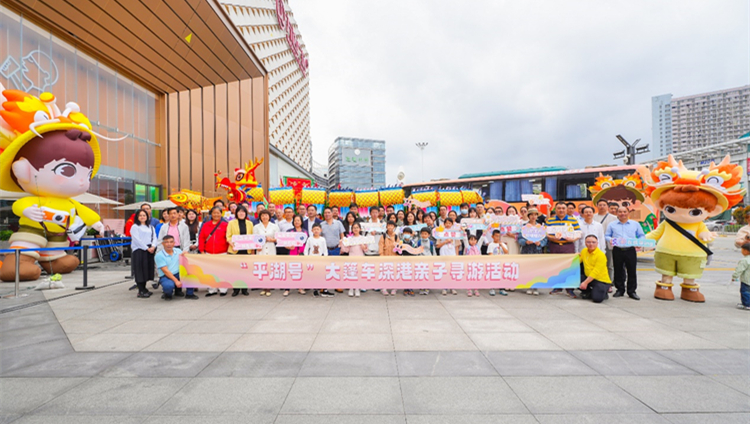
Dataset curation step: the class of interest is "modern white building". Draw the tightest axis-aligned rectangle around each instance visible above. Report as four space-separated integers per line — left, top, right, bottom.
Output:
220 0 312 179
328 137 386 190
651 86 750 159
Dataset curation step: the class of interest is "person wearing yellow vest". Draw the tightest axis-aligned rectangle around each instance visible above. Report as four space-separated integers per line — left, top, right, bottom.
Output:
579 235 612 303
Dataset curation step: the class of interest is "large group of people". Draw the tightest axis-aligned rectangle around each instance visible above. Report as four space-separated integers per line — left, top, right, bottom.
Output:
127 197 648 304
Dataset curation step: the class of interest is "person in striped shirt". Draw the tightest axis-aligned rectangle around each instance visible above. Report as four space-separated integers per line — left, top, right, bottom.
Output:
547 202 581 298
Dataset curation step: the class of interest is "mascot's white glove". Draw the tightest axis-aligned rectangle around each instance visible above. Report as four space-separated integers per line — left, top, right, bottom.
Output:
698 231 717 242
91 221 105 236
23 204 45 222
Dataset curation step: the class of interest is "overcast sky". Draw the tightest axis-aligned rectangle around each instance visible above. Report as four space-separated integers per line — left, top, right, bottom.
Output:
293 0 750 185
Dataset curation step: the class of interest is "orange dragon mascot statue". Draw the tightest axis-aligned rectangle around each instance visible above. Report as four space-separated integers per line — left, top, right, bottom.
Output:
639 155 745 302
0 85 107 282
214 158 264 203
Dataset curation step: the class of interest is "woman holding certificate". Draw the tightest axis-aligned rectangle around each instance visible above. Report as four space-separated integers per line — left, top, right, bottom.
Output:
254 209 279 297
227 206 254 297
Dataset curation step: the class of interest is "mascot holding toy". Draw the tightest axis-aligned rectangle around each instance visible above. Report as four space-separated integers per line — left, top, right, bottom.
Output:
0 85 106 282
640 155 745 302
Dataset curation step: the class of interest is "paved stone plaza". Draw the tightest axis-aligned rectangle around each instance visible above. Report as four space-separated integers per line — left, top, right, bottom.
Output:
1 237 748 423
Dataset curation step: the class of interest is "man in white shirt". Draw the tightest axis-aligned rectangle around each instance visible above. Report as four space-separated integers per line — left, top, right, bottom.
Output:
365 206 383 256
594 199 617 280
577 206 606 253
437 205 449 226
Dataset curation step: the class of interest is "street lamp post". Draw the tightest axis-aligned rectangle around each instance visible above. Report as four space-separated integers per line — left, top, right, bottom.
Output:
416 142 428 181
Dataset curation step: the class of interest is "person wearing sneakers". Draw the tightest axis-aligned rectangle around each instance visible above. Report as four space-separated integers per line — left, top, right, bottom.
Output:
547 202 581 298
732 243 750 310
416 227 436 295
436 218 463 296
341 222 368 297
579 235 612 303
464 234 482 297
379 221 400 296
155 235 198 300
304 224 331 297
605 206 645 300
486 229 510 296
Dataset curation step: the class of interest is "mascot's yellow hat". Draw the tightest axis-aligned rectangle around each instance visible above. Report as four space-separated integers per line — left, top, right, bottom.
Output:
638 155 746 211
0 88 101 193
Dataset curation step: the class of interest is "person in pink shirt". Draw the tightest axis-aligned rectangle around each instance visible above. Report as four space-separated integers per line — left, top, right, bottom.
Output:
341 222 368 297
464 234 482 297
285 215 308 295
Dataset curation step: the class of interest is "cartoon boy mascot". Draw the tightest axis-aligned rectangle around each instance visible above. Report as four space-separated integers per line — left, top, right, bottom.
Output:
640 155 745 302
0 86 106 282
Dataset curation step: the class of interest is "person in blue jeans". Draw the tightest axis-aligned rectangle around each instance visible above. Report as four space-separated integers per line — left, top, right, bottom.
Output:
155 235 198 300
732 243 750 310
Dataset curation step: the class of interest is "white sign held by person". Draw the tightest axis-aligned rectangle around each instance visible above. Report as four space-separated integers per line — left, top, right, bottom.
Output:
276 232 308 247
611 238 656 248
545 225 581 240
232 235 266 250
522 194 550 206
361 222 386 234
342 235 376 247
521 224 547 243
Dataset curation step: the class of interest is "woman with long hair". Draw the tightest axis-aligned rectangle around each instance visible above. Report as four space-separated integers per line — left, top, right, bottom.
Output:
185 209 201 253
342 211 360 235
131 209 157 298
415 209 425 223
286 214 308 295
341 222 368 297
404 212 417 227
254 209 279 296
396 209 406 226
227 206 254 296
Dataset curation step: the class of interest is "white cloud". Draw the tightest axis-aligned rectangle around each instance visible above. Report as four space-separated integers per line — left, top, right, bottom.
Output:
293 0 749 185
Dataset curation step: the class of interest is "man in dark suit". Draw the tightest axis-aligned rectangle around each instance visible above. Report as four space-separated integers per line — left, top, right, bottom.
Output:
303 204 323 234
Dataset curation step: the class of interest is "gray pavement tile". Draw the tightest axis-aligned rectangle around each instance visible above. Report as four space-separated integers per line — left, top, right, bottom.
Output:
227 333 316 351
71 333 170 352
455 318 534 333
504 376 651 414
543 331 644 350
299 352 398 377
32 377 189 416
662 413 750 424
390 319 464 333
319 319 392 333
0 378 87 415
142 333 242 352
570 351 698 376
486 351 596 376
619 331 723 350
469 332 561 351
400 376 527 415
393 332 477 351
609 376 750 413
0 338 74 375
0 416 20 424
198 351 306 377
12 416 145 424
534 414 669 424
144 417 274 424
156 378 293 416
280 377 403 414
711 375 750 396
3 352 131 377
657 350 750 375
406 416 537 424
0 323 67 351
688 331 750 349
248 319 324 334
396 351 498 377
276 416 406 424
100 352 219 377
310 333 395 351
0 308 59 333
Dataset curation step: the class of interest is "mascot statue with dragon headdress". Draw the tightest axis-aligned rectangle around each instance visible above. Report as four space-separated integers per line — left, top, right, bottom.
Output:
639 155 745 302
0 84 108 282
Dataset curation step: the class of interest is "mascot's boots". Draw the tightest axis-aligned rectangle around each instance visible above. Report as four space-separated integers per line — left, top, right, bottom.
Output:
0 254 41 282
654 281 674 301
680 283 705 303
39 255 80 275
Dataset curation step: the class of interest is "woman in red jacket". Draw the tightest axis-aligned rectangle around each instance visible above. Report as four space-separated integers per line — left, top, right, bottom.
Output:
200 206 229 296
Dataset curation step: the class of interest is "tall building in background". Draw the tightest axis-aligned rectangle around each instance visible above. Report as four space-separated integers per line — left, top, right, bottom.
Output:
328 138 386 190
221 0 312 178
651 86 750 159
